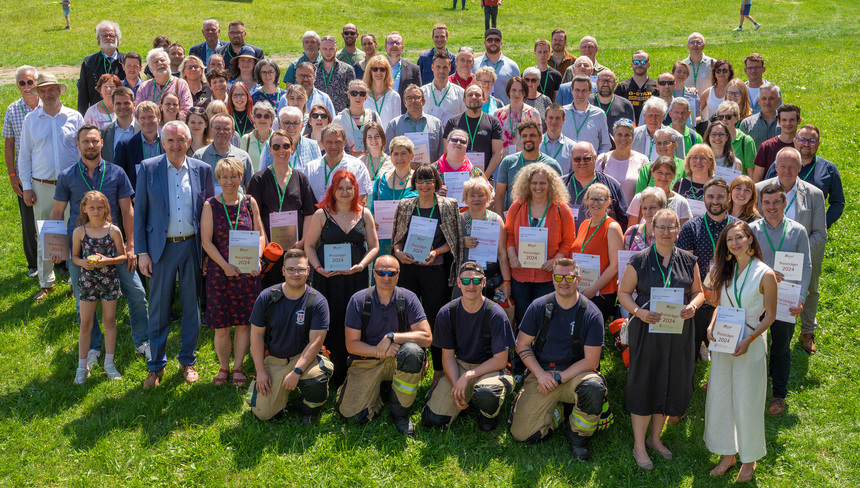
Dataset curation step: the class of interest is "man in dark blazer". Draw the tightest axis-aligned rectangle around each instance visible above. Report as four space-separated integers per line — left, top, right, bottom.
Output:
134 121 214 388
78 20 125 114
99 86 139 163
189 19 229 69
216 20 264 67
385 32 422 113
114 101 161 189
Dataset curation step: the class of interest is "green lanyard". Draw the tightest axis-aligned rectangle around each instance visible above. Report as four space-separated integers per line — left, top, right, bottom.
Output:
763 218 787 253
579 214 607 253
270 166 292 212
431 84 451 107
345 51 356 66
528 200 550 228
690 60 703 84
141 136 160 159
351 110 366 131
517 152 526 169
99 100 113 122
648 137 656 160
78 160 106 192
321 65 335 90
18 99 29 115
542 135 564 161
538 70 549 95
371 90 387 114
573 109 591 139
324 158 342 188
393 170 412 200
392 64 401 82
732 260 754 308
484 58 502 72
151 76 173 103
220 194 245 231
653 245 673 287
254 130 269 156
507 109 522 136
595 95 614 115
421 196 438 219
465 112 483 148
233 112 250 135
785 189 799 215
574 175 597 202
466 209 488 227
704 215 716 251
687 178 702 201
367 155 383 180
290 139 301 168
800 158 817 182
406 116 426 133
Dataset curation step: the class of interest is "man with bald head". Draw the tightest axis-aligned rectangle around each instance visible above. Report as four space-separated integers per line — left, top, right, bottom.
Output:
589 69 634 143
615 50 657 123
555 56 594 106
561 36 606 83
337 23 365 67
681 32 714 94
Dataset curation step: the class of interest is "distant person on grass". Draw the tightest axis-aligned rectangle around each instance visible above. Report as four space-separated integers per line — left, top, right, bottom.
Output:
734 0 761 31
60 0 70 29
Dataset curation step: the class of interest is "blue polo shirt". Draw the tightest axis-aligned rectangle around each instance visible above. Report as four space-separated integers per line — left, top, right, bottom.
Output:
54 160 135 243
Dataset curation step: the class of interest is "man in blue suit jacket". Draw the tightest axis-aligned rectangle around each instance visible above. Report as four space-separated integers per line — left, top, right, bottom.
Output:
135 121 214 388
189 19 229 69
114 101 161 190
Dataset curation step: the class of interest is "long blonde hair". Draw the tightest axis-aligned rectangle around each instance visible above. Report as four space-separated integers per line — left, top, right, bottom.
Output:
77 190 112 226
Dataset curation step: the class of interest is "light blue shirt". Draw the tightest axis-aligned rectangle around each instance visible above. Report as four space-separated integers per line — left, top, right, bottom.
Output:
391 60 403 93
113 122 136 151
166 160 195 238
560 104 611 154
473 53 520 105
539 134 575 175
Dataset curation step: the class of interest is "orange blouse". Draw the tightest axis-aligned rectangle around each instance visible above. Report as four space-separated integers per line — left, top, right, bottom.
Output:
571 216 619 294
505 199 576 283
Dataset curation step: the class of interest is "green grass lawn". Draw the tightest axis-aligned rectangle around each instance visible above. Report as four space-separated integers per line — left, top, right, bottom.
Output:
2 0 860 486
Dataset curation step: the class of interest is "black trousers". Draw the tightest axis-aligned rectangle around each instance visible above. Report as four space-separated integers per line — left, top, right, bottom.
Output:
398 263 449 371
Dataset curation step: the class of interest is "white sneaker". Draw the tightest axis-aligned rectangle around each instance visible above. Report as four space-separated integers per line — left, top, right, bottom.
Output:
754 23 761 30
74 366 89 385
135 342 152 361
86 349 101 369
104 363 122 380
733 26 743 31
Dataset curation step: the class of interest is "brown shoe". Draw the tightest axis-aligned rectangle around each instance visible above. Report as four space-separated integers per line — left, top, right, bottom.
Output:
800 333 817 354
143 369 164 389
182 364 199 384
34 286 55 301
768 397 785 416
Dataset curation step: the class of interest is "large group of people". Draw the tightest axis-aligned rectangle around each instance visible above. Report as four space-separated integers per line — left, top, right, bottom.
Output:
3 18 845 482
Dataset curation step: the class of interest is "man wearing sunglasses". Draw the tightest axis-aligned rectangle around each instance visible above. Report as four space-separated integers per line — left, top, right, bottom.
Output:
473 29 520 105
339 255 432 435
336 24 365 68
615 50 657 124
193 114 254 193
3 66 41 279
510 258 606 460
247 249 333 422
564 141 628 229
423 261 516 432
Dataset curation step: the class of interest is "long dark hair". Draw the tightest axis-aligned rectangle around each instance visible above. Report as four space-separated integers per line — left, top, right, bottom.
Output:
704 121 736 166
710 221 764 304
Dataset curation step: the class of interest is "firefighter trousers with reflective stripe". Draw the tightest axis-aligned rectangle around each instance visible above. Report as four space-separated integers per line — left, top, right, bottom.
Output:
509 370 605 441
247 353 333 420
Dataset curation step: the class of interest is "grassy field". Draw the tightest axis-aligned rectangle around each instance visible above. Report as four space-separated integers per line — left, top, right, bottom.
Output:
1 0 859 486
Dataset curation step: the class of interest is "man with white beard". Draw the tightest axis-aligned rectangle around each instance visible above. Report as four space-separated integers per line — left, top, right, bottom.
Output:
78 20 126 114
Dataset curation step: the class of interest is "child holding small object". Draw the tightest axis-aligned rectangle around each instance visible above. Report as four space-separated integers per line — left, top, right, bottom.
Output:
70 191 126 384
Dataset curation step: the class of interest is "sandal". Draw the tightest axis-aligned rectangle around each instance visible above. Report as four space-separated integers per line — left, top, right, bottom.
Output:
212 368 230 385
232 369 247 387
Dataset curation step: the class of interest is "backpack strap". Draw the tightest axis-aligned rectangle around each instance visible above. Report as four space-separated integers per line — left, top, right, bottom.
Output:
263 286 285 353
480 297 495 358
303 287 317 344
570 295 587 355
360 287 373 342
532 293 556 360
395 286 409 332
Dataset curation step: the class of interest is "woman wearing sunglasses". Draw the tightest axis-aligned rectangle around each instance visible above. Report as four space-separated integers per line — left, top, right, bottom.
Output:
715 101 756 176
370 136 416 256
431 129 486 204
304 104 333 154
241 101 275 171
699 59 735 120
505 162 576 326
333 80 381 156
185 107 211 157
392 163 461 383
363 55 402 128
704 120 743 172
522 67 553 119
457 178 511 304
570 183 624 322
305 169 380 386
618 208 705 470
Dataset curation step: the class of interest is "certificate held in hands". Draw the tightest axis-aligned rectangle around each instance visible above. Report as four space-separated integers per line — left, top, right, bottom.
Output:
228 230 260 274
373 200 398 241
324 243 351 271
709 306 746 354
38 220 70 261
574 254 600 292
403 216 437 259
405 132 431 164
776 281 801 323
651 301 685 334
774 251 803 281
269 211 298 250
469 220 501 267
518 227 548 269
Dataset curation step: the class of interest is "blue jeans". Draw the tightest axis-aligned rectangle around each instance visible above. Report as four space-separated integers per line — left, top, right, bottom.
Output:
510 279 555 328
147 239 201 371
69 259 149 350
484 6 498 30
769 319 795 399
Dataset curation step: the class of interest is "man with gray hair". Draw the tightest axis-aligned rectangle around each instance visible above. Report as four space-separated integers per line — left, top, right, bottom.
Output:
738 82 782 149
555 56 595 107
190 20 228 68
564 141 628 228
561 36 606 83
681 32 715 93
632 97 684 161
284 31 322 85
668 97 702 155
135 48 193 120
78 20 125 114
262 106 322 171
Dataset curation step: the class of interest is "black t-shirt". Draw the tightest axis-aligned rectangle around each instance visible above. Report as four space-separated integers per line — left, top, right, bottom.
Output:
444 112 503 170
415 204 446 250
249 285 330 359
433 298 516 364
589 94 636 138
246 167 318 242
537 67 563 100
519 294 604 371
344 287 427 345
614 77 657 122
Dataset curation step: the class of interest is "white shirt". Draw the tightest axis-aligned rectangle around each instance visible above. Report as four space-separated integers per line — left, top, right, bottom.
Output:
421 82 466 122
303 153 373 201
18 105 84 190
166 159 195 238
364 89 402 129
113 119 137 151
784 180 798 221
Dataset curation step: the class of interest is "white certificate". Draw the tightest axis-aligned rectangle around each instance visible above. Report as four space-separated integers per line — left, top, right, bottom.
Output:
649 287 685 333
714 166 742 184
324 243 351 271
687 199 706 217
269 211 298 250
352 128 366 152
444 171 471 206
774 251 804 281
507 145 517 155
617 250 638 284
469 219 501 267
427 105 452 126
574 254 601 292
403 215 437 259
776 281 801 323
373 200 398 241
518 227 548 269
228 230 260 274
405 132 431 164
38 220 70 261
466 152 485 170
709 306 746 354
652 301 685 334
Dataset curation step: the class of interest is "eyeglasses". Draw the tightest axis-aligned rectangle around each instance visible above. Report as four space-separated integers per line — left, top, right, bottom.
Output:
387 40 403 46
374 269 400 277
184 65 202 71
709 132 728 138
726 90 742 97
587 197 609 204
632 60 647 66
188 107 205 115
284 266 308 274
572 156 594 163
405 96 423 102
688 40 704 46
485 38 501 44
343 31 358 36
597 78 614 84
657 81 673 86
297 73 314 80
654 225 679 233
310 113 329 120
655 140 675 147
459 277 484 285
232 92 248 98
524 78 539 83
282 121 301 127
795 137 819 145
416 178 436 185
690 155 711 162
370 67 387 73
348 90 367 97
212 126 233 132
449 138 467 145
553 274 579 282
716 114 736 121
17 80 35 87
715 68 730 74
260 69 276 76
270 143 292 151
255 113 272 119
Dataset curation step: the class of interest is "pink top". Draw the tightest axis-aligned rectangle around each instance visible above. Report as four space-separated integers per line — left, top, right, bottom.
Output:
596 150 648 204
134 77 193 120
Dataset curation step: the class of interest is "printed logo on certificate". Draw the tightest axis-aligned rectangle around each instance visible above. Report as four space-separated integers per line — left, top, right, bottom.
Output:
617 250 637 283
774 251 803 281
518 227 548 269
403 215 437 260
324 243 351 271
714 166 742 184
469 220 501 268
269 211 298 250
776 281 801 323
444 171 471 206
687 199 706 217
427 105 452 126
466 152 485 170
574 254 600 292
373 200 398 241
38 220 70 261
228 230 260 274
405 132 431 164
709 306 746 354
651 301 685 334
648 287 684 334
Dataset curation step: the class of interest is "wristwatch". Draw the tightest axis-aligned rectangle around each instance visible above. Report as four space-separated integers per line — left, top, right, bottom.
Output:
293 367 303 375
387 332 395 341
554 373 562 384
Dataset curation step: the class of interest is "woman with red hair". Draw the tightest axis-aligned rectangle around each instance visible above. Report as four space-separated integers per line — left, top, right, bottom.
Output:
304 169 379 386
226 82 254 137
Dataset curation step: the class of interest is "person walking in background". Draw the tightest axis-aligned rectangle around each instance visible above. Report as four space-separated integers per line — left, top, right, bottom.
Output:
734 0 762 31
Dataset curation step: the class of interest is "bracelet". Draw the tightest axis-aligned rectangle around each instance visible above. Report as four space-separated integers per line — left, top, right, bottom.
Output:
315 266 323 273
691 303 698 312
502 280 511 284
633 306 640 317
8 173 16 178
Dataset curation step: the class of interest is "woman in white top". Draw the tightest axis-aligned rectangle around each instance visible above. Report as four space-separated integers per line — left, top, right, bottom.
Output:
363 55 401 128
241 101 275 171
333 79 382 155
598 119 649 204
84 74 122 128
704 221 776 483
359 122 393 185
699 59 735 120
629 156 691 228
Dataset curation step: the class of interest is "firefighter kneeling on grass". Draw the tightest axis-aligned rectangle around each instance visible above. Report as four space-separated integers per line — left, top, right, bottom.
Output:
246 249 334 423
509 257 608 460
337 255 433 436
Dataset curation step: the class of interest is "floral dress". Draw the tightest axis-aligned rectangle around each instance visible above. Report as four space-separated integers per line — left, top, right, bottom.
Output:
78 231 122 302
